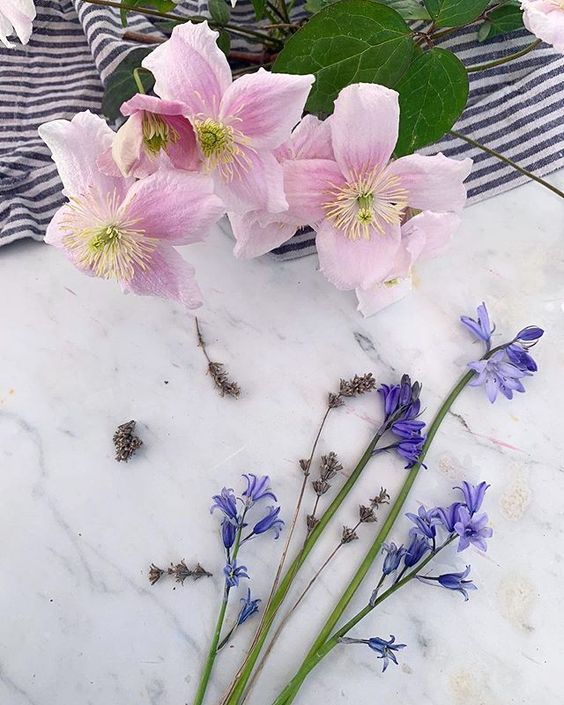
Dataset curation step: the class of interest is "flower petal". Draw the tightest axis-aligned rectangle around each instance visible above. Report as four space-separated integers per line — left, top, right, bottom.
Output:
0 0 35 46
276 114 334 161
122 169 225 245
356 275 413 317
230 211 297 258
111 111 150 178
220 68 314 150
522 0 564 53
283 158 344 224
331 84 399 178
401 211 461 262
316 220 401 290
124 244 203 309
120 93 189 117
142 21 232 116
389 153 472 213
38 111 127 198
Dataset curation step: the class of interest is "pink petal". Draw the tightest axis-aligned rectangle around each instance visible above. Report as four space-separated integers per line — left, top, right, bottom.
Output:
229 211 297 258
44 204 70 248
330 84 399 178
356 276 413 317
219 68 314 149
388 153 472 213
121 169 225 245
402 211 461 262
142 21 232 117
165 115 200 171
315 220 401 290
0 0 35 45
120 93 190 117
276 114 334 161
213 147 287 214
283 158 344 224
38 111 128 198
522 1 564 53
124 244 203 309
111 111 151 178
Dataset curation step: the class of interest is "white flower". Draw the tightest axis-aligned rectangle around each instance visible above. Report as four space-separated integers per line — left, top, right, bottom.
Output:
0 0 36 48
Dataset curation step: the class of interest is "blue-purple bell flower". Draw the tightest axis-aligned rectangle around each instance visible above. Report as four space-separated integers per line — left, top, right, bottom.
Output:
339 635 406 672
237 588 261 625
404 535 431 567
454 507 493 552
382 542 406 576
406 505 437 540
242 474 277 507
223 560 250 588
417 565 477 601
211 488 239 521
468 350 529 403
456 481 490 515
460 302 494 350
249 506 284 540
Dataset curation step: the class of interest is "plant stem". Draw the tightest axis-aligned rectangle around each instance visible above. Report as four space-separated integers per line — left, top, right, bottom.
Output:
132 67 146 93
466 38 541 72
449 129 564 200
219 427 385 705
85 0 281 47
269 369 476 705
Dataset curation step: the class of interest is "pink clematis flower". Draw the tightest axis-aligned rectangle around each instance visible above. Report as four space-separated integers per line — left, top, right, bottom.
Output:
355 211 462 316
142 21 314 214
282 83 472 292
0 0 36 48
521 0 564 53
111 94 200 178
38 111 225 308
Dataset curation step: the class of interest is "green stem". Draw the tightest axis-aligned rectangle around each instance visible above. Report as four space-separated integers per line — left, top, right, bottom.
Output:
450 129 564 200
132 67 146 94
220 428 385 705
85 0 281 47
270 369 476 705
466 38 541 72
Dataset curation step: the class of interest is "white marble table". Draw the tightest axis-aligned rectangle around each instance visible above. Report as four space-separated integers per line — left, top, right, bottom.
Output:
1 172 563 705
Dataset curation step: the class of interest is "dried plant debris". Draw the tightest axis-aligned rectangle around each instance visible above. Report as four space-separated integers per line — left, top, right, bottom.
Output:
149 560 212 586
328 373 376 408
113 420 143 462
195 318 241 398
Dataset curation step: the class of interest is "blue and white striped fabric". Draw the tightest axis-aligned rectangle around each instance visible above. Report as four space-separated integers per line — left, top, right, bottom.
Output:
1 1 563 257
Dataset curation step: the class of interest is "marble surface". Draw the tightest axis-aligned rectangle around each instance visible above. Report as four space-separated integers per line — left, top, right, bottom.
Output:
1 170 563 705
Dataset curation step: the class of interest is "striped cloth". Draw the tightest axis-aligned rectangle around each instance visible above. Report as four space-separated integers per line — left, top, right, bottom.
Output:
1 2 563 257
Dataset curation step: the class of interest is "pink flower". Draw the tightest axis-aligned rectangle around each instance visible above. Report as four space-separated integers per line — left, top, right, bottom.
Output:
142 21 314 214
521 0 564 53
112 94 200 178
38 111 225 308
283 83 472 292
0 0 36 48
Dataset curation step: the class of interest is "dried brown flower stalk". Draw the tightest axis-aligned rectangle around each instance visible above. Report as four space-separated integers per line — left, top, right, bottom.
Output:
148 560 212 586
195 318 241 398
113 420 143 462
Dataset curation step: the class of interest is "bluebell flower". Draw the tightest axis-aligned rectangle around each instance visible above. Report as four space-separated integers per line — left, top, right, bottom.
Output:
397 437 427 469
456 481 490 515
378 374 422 425
417 565 477 601
406 505 437 540
453 507 493 552
506 343 538 372
378 383 401 418
431 502 462 533
515 326 544 343
237 589 261 625
404 535 431 567
382 542 406 576
223 560 250 588
339 635 406 672
460 302 494 350
211 488 239 521
249 506 284 539
242 474 277 507
391 419 426 439
221 518 237 550
468 350 529 403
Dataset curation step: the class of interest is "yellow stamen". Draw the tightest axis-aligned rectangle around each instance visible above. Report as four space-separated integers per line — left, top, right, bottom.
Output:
193 117 252 180
142 112 179 156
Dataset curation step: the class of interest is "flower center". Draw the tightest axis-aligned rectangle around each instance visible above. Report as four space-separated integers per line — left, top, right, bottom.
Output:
550 0 564 8
142 112 179 156
193 117 251 180
324 168 409 240
61 191 158 282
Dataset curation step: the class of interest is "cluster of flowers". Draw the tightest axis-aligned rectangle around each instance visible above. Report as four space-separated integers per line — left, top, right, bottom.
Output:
210 474 284 635
39 21 476 315
341 481 492 671
462 302 544 403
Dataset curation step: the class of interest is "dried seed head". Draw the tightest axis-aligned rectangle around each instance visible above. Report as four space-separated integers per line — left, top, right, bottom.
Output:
319 452 343 481
339 373 376 398
300 458 311 475
341 526 359 544
328 392 344 408
306 514 319 532
208 362 241 398
148 563 165 585
312 479 331 496
370 487 391 508
167 560 212 585
113 420 143 462
359 505 377 523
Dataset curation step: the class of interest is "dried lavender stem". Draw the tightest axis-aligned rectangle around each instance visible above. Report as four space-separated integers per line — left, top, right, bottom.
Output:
195 317 240 398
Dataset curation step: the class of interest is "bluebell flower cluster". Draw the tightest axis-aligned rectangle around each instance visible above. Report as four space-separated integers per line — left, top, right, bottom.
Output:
461 302 544 403
375 374 426 469
339 635 406 672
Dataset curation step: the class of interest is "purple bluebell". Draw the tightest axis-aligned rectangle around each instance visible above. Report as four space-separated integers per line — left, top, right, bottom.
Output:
506 343 538 372
406 505 437 539
378 383 401 418
431 502 462 533
223 560 249 588
340 635 406 672
456 481 490 515
382 542 406 576
242 474 277 507
237 588 261 625
404 534 431 567
515 326 544 342
417 565 477 601
211 488 239 521
468 350 529 403
249 506 284 539
454 507 493 552
378 375 422 425
222 518 237 550
391 419 426 439
396 437 427 469
460 302 494 350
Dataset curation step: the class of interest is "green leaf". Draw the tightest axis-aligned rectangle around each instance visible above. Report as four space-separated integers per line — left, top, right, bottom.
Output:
395 47 468 156
102 48 155 121
251 0 267 20
208 0 231 24
217 29 231 55
273 0 415 116
423 0 489 27
478 5 523 41
379 0 431 20
120 0 177 27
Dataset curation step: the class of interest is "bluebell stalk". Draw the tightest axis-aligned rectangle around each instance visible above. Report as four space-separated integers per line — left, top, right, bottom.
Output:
339 635 406 672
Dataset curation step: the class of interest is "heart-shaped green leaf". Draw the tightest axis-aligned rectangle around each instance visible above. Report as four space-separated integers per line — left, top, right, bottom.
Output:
395 47 469 156
478 5 524 42
424 0 489 27
273 0 414 116
102 48 155 121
